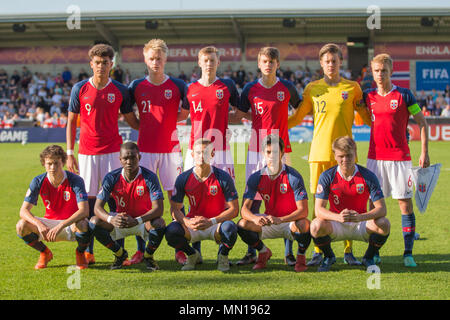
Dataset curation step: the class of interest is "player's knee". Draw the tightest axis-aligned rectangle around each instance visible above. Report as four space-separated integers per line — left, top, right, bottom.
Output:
310 218 325 237
16 219 27 236
220 220 237 234
150 217 166 229
375 217 391 235
165 221 185 246
75 219 89 233
237 218 250 229
294 218 310 233
89 216 101 229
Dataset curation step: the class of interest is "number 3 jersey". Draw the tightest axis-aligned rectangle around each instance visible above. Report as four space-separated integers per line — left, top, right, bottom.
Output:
69 78 133 155
182 78 239 151
97 167 164 218
315 164 384 214
238 78 301 153
171 166 238 219
24 171 88 220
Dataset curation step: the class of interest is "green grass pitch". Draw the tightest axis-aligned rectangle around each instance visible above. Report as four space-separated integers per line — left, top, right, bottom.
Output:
0 141 449 300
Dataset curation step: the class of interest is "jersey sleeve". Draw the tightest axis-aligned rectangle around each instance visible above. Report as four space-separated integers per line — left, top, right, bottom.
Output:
287 84 313 128
171 170 191 203
68 82 83 114
181 83 192 110
24 174 46 205
67 172 88 203
359 166 384 202
286 167 308 201
243 171 261 200
402 88 421 115
116 81 133 114
171 77 188 102
315 169 333 200
128 79 140 107
222 78 239 108
143 170 164 201
97 172 117 203
281 79 302 109
353 83 372 125
237 82 253 113
215 168 239 202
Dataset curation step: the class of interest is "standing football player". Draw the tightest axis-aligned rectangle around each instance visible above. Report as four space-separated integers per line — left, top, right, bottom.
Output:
129 39 187 265
311 136 390 272
230 47 301 266
288 43 372 266
237 135 311 272
364 53 429 267
89 142 165 270
66 44 139 264
165 138 239 272
16 145 91 270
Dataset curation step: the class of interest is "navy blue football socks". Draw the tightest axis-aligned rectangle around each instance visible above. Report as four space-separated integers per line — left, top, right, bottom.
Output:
165 222 196 256
218 221 237 256
402 213 415 256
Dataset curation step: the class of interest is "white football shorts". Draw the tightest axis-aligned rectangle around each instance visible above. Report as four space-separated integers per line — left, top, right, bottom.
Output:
140 152 183 191
187 224 220 243
78 152 121 197
108 213 149 241
36 217 76 242
329 221 369 242
367 159 413 199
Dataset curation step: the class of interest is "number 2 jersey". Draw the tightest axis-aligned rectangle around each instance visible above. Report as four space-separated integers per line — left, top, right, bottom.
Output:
24 171 88 220
238 78 301 153
171 166 238 219
69 78 133 155
97 166 164 218
315 164 384 214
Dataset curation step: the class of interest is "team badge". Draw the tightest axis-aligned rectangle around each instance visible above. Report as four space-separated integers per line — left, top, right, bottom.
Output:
277 91 285 101
418 183 426 193
210 185 218 196
316 184 323 194
136 186 145 197
216 89 224 99
63 191 71 201
164 89 172 99
280 183 288 194
341 91 348 100
107 93 115 103
390 100 398 110
356 184 364 194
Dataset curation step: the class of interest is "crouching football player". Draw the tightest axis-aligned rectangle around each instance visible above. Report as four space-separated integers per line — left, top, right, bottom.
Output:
89 142 165 270
16 145 92 270
237 135 311 272
166 138 239 272
311 136 390 272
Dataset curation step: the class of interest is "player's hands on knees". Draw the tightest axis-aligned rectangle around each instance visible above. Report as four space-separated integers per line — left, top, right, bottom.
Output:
36 222 50 241
46 224 64 242
254 215 271 227
267 216 282 225
111 213 129 228
67 155 79 174
419 152 430 168
339 209 357 223
190 216 210 230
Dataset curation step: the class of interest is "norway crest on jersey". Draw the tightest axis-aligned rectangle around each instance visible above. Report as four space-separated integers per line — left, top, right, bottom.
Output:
341 91 348 100
277 91 285 101
136 186 145 197
63 191 71 201
280 183 288 194
107 93 115 103
356 184 365 194
210 185 218 196
390 100 399 110
216 89 224 99
164 89 172 99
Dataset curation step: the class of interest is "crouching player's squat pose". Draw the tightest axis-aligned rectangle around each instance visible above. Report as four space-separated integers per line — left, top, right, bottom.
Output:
166 138 239 272
311 136 390 272
89 142 165 270
237 135 311 272
17 145 91 270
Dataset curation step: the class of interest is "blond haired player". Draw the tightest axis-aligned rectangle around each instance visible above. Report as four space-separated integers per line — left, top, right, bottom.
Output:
288 43 372 266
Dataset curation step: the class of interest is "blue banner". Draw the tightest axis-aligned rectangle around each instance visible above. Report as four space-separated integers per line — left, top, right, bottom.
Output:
416 61 450 91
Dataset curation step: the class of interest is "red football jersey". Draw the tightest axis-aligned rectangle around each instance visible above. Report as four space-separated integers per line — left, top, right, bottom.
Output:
24 171 88 220
238 78 301 153
129 76 187 153
364 86 419 161
182 78 238 151
69 78 133 155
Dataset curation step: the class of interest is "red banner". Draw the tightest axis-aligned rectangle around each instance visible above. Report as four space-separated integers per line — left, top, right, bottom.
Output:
408 123 450 141
0 46 90 64
122 44 242 63
245 43 348 61
374 42 450 60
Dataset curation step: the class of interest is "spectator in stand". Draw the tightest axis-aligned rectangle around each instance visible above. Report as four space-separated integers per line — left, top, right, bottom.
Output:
426 95 435 114
124 69 132 85
46 73 56 90
441 104 450 117
62 67 72 84
27 104 37 120
178 70 187 82
434 102 443 116
0 102 9 117
55 73 64 86
18 103 28 119
42 112 53 128
59 112 68 127
50 101 62 117
37 74 46 89
421 107 431 117
35 107 45 125
21 66 32 89
11 70 21 85
236 65 246 87
51 89 63 105
3 111 15 128
78 68 89 82
112 65 124 83
0 69 7 83
417 90 427 108
436 92 445 107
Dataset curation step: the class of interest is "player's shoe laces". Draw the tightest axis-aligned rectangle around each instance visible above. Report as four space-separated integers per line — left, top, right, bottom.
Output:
84 252 95 265
130 251 144 265
236 252 257 266
403 255 417 267
144 257 160 271
306 252 323 266
217 254 231 272
75 250 88 270
34 248 53 270
111 250 129 270
181 250 201 271
373 254 381 265
294 254 308 272
284 254 296 266
317 256 336 272
253 247 272 270
344 252 363 266
175 251 187 265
